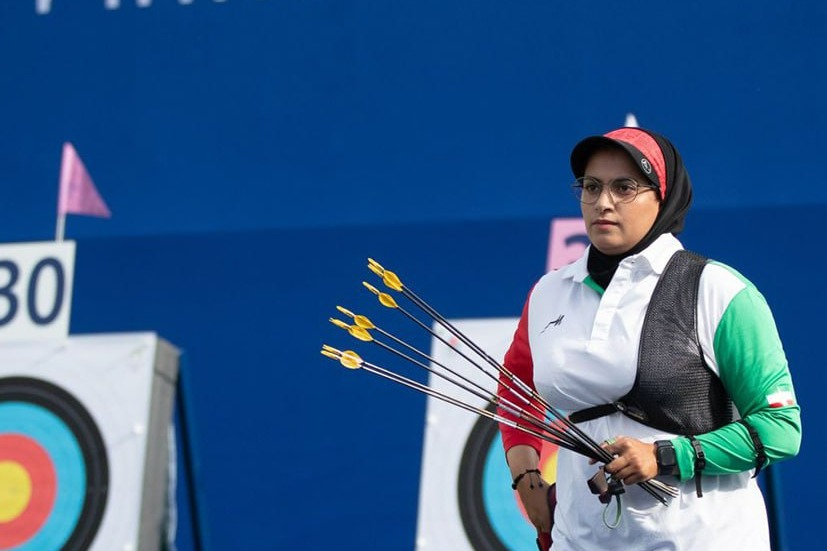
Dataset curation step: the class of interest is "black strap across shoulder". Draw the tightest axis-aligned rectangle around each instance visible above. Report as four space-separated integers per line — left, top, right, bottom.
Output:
569 403 621 424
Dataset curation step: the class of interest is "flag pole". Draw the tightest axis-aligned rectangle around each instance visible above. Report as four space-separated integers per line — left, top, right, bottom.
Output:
56 213 66 242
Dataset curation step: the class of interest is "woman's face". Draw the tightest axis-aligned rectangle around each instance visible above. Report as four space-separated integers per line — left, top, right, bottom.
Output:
580 148 661 255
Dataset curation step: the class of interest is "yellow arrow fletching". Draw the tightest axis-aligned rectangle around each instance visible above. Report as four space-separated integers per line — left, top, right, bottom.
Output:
368 258 403 291
363 281 380 295
382 270 403 292
353 314 375 329
336 306 355 318
348 326 374 342
320 349 340 360
340 350 363 369
321 344 340 353
329 318 350 330
378 292 398 308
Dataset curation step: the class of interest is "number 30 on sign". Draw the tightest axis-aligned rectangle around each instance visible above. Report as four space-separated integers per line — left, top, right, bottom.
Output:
0 242 75 342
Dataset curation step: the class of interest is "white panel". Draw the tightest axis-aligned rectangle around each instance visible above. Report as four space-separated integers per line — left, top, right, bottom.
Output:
0 332 173 551
415 318 519 551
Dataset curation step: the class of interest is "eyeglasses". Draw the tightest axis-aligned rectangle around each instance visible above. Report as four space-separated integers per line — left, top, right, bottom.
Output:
571 176 659 204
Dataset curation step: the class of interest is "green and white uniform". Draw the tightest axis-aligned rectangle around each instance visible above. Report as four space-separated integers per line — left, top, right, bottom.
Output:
501 233 801 550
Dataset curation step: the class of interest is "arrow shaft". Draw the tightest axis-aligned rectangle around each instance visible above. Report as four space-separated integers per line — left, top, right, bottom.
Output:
357 357 672 501
373 324 551 421
369 336 584 450
395 283 612 463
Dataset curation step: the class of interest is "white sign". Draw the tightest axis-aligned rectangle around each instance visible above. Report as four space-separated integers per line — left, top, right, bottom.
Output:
0 241 75 342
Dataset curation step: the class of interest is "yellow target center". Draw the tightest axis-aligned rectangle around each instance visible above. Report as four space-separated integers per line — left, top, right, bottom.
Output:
540 451 558 486
0 460 33 522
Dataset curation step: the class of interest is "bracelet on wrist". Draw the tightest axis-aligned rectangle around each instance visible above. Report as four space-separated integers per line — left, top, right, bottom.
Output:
511 468 543 490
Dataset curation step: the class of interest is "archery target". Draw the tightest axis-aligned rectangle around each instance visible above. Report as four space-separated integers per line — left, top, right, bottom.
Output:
0 378 108 550
415 319 559 551
456 405 558 551
0 333 178 551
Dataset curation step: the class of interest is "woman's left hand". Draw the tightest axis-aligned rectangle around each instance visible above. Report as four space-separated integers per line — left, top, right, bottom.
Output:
598 436 659 485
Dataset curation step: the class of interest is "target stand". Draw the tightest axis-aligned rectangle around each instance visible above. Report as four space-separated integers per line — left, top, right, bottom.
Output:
0 332 179 551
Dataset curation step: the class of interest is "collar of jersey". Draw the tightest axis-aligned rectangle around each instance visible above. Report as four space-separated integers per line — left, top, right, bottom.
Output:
558 233 684 283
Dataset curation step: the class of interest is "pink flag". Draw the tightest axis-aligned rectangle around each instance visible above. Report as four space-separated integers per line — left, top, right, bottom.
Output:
57 142 111 218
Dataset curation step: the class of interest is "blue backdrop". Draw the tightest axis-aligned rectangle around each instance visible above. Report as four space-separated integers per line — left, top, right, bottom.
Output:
2 1 824 550
3 1 826 239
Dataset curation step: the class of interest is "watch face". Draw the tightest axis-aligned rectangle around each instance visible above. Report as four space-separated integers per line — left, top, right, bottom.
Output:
656 442 678 475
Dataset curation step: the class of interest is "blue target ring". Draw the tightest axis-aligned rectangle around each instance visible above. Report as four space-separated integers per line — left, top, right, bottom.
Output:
0 377 108 551
481 438 536 546
0 403 86 549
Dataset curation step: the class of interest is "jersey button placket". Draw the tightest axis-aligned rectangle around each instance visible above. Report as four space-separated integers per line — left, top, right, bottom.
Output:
589 266 631 343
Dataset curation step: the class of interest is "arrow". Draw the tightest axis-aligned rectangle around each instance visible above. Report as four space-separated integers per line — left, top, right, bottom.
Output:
328 316 584 450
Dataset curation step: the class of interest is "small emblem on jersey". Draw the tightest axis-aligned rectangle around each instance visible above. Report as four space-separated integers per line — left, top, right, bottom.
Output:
766 390 795 408
540 315 565 334
641 158 653 174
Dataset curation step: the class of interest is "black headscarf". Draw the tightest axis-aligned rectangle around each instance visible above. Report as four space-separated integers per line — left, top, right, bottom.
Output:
569 128 693 289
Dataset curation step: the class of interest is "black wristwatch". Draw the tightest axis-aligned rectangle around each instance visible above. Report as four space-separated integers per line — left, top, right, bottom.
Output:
654 440 679 476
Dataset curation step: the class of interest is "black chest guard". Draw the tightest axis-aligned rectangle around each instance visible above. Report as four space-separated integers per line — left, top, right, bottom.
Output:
570 250 733 434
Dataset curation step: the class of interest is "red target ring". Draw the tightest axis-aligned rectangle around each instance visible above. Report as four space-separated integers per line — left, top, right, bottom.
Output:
0 434 57 548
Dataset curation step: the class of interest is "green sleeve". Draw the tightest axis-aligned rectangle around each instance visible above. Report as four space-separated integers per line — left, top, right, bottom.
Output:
672 278 801 480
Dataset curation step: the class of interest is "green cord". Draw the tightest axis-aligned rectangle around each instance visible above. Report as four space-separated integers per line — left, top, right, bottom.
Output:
602 494 622 529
